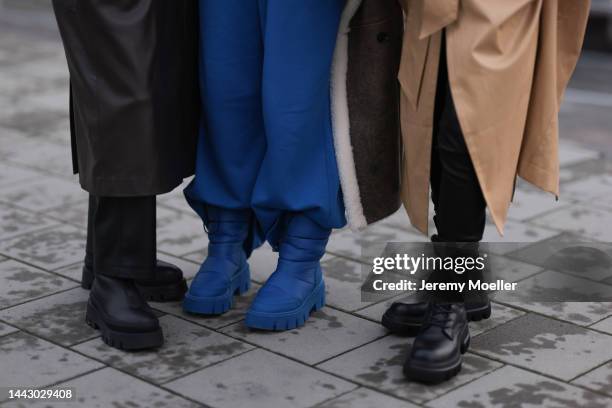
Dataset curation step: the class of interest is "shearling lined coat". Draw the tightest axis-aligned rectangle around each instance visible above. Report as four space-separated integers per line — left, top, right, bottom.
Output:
333 0 590 235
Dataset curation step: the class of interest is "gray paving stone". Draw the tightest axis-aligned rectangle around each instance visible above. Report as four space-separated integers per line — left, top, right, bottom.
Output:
314 387 417 408
0 331 103 397
502 300 612 327
354 294 410 322
322 256 395 312
561 174 612 203
166 348 356 408
0 202 58 240
572 361 612 398
559 141 603 167
0 224 87 270
428 365 612 408
530 204 612 242
0 321 18 337
44 199 88 228
470 302 526 337
327 224 426 264
507 188 572 222
52 262 83 282
0 176 85 212
72 315 254 384
472 313 612 381
1 367 201 408
0 287 97 346
3 137 73 177
221 307 385 365
157 206 208 257
152 282 260 330
317 335 502 404
482 220 559 254
505 232 612 282
0 162 39 187
589 315 612 334
0 259 77 309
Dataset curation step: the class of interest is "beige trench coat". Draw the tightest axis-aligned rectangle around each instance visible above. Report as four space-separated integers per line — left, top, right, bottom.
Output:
398 0 590 235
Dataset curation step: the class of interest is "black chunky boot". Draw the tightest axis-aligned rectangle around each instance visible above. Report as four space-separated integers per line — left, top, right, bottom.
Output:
403 303 470 383
85 274 164 350
81 260 187 302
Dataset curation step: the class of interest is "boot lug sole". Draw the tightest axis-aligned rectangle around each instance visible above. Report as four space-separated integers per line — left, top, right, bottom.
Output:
403 325 470 383
183 265 250 315
85 302 163 351
244 280 325 331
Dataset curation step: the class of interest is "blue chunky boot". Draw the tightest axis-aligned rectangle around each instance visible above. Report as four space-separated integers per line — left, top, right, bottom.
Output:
183 207 251 315
245 214 329 330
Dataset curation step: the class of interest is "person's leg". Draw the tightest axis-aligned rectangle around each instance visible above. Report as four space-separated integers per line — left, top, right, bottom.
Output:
86 196 163 350
403 33 485 383
183 0 264 315
81 194 187 301
245 0 345 330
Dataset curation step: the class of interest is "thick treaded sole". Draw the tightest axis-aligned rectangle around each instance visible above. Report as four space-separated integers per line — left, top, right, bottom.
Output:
85 302 163 351
182 264 251 315
244 280 325 331
81 266 188 302
381 301 491 336
402 325 471 383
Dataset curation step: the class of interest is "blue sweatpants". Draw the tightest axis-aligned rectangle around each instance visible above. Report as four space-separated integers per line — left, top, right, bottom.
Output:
185 0 347 251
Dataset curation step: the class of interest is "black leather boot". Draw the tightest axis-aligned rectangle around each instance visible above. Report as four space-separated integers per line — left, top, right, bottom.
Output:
403 303 470 383
382 299 490 336
81 260 187 302
85 274 163 350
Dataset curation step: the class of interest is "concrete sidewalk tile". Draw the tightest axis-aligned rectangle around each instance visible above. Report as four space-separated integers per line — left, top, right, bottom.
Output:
221 307 385 365
559 141 602 167
0 287 97 346
248 243 278 283
0 224 87 270
472 314 612 381
73 315 253 384
3 137 72 176
507 188 570 222
572 362 612 398
354 294 409 322
0 162 39 187
327 225 425 264
0 332 103 398
0 176 85 212
502 300 612 327
1 367 201 408
0 321 18 337
482 221 559 254
53 262 84 281
427 365 612 408
561 174 612 203
165 349 356 408
531 204 612 242
505 232 612 282
322 256 395 312
317 336 501 404
45 199 89 228
157 207 208 257
0 259 77 309
151 282 260 330
589 315 612 334
470 302 526 337
314 387 417 408
0 202 58 240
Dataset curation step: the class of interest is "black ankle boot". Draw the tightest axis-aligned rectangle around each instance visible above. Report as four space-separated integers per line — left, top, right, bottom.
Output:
403 303 470 383
86 274 163 350
82 260 187 302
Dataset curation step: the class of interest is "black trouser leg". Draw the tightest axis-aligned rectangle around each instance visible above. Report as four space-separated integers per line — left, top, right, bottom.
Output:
430 33 486 243
89 195 156 279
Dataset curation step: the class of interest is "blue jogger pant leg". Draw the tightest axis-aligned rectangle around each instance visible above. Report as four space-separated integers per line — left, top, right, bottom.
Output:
185 0 347 250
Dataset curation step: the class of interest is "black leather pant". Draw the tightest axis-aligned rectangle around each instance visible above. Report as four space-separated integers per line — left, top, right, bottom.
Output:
430 34 486 243
85 195 156 279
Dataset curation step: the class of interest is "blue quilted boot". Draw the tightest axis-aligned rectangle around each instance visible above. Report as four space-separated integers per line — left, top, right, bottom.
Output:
245 214 329 330
183 207 251 315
